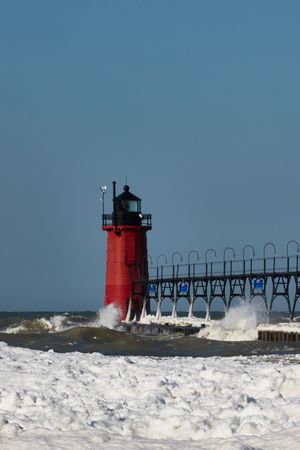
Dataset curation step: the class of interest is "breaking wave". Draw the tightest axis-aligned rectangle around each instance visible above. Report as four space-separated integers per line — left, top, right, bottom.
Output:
91 304 122 329
2 305 122 335
198 302 268 341
0 309 298 357
4 315 69 334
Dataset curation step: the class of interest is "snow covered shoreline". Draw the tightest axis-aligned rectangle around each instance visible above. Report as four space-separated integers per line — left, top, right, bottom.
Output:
0 342 300 449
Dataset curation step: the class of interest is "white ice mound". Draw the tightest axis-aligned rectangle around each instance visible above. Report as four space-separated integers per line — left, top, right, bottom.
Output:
198 303 266 341
93 304 121 329
0 347 300 449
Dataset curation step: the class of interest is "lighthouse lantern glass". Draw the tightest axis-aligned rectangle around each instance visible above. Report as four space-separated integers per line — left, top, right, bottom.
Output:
121 199 141 213
128 199 140 212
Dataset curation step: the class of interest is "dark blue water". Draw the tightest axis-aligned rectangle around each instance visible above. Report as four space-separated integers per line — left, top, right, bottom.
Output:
0 311 299 357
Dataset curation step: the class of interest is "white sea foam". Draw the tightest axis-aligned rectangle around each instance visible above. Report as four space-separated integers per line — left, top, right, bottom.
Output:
222 303 259 330
0 343 299 449
198 302 266 341
4 307 122 334
4 324 25 334
4 315 69 334
92 303 121 329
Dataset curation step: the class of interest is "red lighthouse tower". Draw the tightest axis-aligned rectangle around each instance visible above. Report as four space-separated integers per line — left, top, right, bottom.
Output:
102 182 152 321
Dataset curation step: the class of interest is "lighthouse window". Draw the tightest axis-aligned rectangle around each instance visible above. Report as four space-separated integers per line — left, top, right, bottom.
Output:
121 198 141 212
127 200 140 212
121 199 141 212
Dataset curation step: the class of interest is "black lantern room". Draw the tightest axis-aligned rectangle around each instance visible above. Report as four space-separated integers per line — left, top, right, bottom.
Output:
102 182 152 228
114 185 142 226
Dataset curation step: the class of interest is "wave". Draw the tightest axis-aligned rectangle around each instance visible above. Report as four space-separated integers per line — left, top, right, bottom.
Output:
90 304 122 329
1 305 122 335
3 315 70 334
197 302 267 341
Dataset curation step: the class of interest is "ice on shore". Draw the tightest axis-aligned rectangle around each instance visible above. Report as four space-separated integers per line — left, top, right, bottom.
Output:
0 342 300 449
257 321 300 333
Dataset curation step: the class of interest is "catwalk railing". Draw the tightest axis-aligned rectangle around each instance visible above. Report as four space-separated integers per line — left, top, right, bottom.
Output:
148 255 300 279
130 254 300 320
102 213 152 227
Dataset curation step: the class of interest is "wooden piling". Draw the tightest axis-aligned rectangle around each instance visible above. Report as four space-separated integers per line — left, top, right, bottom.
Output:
258 329 300 342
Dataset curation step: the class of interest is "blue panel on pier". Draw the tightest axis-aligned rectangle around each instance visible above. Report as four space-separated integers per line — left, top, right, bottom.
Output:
179 282 188 294
253 278 264 291
149 284 157 294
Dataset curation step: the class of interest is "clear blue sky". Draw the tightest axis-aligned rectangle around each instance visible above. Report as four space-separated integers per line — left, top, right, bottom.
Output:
1 1 300 310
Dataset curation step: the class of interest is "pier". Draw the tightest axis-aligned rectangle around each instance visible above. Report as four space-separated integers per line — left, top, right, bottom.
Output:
122 323 204 336
258 327 300 342
129 243 300 321
101 183 300 323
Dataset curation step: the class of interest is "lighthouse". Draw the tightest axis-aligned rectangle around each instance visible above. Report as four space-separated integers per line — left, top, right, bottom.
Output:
102 182 152 320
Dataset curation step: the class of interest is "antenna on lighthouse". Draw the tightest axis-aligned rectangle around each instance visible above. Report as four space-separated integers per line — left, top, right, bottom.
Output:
100 185 107 215
112 181 117 232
